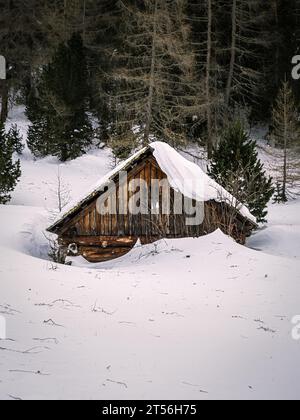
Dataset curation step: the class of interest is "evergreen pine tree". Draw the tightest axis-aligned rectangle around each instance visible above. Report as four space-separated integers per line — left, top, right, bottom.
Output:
7 124 24 155
273 181 288 203
208 121 274 223
27 33 93 161
0 123 21 204
27 113 53 158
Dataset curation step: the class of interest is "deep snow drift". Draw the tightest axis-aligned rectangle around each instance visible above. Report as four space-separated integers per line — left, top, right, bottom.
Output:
0 107 300 400
1 209 300 400
247 200 300 261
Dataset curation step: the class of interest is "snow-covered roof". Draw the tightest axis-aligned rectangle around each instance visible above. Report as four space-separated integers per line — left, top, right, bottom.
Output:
48 141 257 232
152 142 256 223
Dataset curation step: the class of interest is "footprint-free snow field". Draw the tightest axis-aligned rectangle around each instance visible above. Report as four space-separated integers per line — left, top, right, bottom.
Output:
0 203 300 400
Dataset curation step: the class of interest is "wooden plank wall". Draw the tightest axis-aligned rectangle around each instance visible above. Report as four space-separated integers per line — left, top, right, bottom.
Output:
61 156 204 240
58 155 251 262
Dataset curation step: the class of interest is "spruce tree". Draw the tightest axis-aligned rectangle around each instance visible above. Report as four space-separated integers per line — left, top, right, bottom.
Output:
7 124 24 155
27 33 93 161
27 113 53 158
0 124 21 204
273 181 288 204
208 121 274 223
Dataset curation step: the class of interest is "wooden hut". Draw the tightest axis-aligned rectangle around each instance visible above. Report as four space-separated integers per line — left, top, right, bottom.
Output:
47 142 257 263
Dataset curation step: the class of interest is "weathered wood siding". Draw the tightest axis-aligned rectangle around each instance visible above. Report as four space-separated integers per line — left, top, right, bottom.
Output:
57 155 252 262
60 156 201 238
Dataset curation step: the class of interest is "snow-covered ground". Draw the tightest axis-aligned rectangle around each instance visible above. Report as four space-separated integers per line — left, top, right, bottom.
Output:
0 108 300 400
247 200 300 261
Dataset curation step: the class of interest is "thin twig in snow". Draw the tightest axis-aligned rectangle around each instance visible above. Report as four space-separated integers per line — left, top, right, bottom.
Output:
0 346 49 354
8 395 22 400
9 369 50 376
182 381 208 394
33 337 59 344
91 301 116 315
36 299 80 309
105 379 128 389
0 304 21 314
43 319 64 328
258 326 276 334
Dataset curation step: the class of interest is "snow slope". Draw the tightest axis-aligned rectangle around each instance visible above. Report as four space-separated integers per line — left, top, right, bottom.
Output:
0 108 300 400
1 209 300 400
10 147 112 210
247 200 300 260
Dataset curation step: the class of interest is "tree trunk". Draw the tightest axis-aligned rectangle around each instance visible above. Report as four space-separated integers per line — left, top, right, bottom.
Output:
283 84 288 200
273 0 280 88
225 0 237 111
64 0 68 42
82 0 86 41
206 0 213 159
144 0 158 145
0 80 9 124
